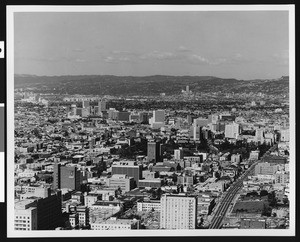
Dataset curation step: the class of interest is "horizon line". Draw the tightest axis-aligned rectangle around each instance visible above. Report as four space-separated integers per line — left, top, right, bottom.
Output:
14 73 288 81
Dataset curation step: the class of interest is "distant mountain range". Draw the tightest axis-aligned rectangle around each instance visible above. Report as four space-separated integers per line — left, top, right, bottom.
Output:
14 74 289 96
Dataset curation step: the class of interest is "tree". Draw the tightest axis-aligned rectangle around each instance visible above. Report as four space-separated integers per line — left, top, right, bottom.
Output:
171 173 177 183
282 196 289 205
214 171 220 179
260 190 268 197
176 163 182 172
115 187 122 197
268 191 277 207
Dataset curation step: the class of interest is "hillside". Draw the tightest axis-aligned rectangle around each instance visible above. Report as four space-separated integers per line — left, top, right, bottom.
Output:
14 75 289 96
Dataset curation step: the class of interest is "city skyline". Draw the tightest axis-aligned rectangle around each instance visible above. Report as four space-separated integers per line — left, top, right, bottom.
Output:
8 5 294 237
14 10 289 80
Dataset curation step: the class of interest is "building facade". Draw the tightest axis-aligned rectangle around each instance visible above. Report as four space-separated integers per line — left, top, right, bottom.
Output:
160 194 197 230
111 161 142 187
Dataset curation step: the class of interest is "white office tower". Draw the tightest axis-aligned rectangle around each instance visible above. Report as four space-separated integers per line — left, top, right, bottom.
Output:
186 85 190 93
193 125 200 141
14 200 38 230
82 100 90 108
174 148 184 160
160 194 197 230
255 128 265 143
209 114 219 124
153 110 165 123
150 110 165 129
280 128 290 142
82 108 90 118
70 104 77 116
98 100 107 113
224 122 240 139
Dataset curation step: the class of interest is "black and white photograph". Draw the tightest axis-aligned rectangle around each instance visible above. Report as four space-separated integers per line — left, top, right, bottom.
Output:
6 5 295 237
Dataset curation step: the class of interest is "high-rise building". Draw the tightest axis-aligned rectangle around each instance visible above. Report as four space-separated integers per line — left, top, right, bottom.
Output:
15 191 63 230
160 194 197 229
193 125 204 141
53 164 81 191
280 128 289 142
208 114 219 124
15 200 38 231
70 104 77 116
35 191 63 230
174 148 183 160
111 161 142 187
53 163 61 190
225 122 240 139
76 206 90 227
193 118 209 128
117 111 130 122
147 141 161 163
108 108 119 120
82 100 90 109
153 110 165 123
255 128 265 143
139 112 149 123
186 85 190 93
98 100 107 112
187 114 192 125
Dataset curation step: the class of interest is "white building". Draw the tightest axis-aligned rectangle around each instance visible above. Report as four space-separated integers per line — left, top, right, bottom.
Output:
153 110 165 123
255 128 265 143
149 110 165 129
280 128 290 142
17 169 38 178
98 100 107 112
91 217 140 230
249 150 260 160
14 200 38 231
174 148 184 160
225 122 240 139
84 193 102 207
160 194 197 230
107 174 134 192
231 154 241 164
137 200 161 212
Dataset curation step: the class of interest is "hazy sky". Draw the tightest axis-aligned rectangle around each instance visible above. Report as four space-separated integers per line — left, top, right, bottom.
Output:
14 11 289 79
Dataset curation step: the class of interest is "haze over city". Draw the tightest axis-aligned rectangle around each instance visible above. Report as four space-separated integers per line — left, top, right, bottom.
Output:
14 11 289 79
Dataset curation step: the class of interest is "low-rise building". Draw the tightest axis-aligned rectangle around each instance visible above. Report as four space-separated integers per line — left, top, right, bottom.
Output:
137 200 161 212
107 174 135 192
91 217 140 230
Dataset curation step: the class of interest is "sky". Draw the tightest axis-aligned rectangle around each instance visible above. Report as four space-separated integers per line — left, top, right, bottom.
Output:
14 10 289 79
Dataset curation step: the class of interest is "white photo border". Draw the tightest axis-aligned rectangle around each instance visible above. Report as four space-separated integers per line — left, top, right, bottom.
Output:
6 4 295 237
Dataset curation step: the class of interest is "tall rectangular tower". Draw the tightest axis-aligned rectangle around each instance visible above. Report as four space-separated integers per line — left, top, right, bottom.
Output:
53 163 61 190
160 194 197 229
98 100 107 113
82 100 90 109
60 166 81 191
153 110 165 123
147 141 161 163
